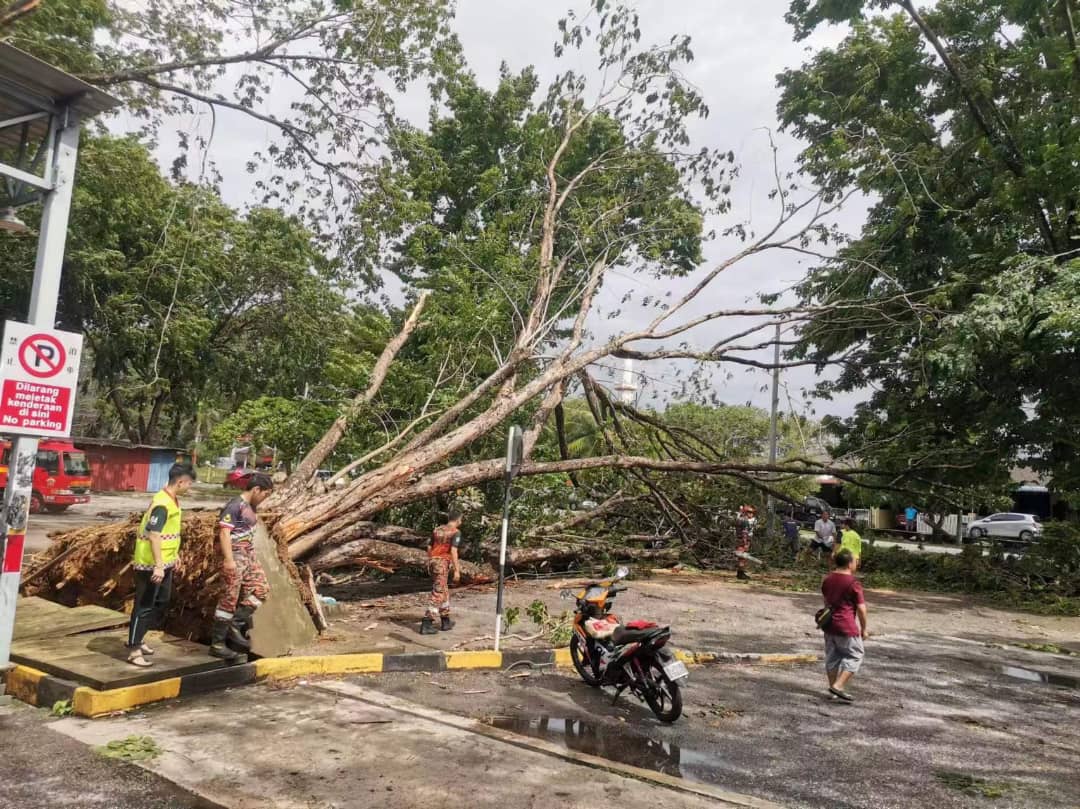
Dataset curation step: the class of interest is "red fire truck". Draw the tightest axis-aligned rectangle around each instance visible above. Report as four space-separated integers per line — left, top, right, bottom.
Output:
0 438 92 513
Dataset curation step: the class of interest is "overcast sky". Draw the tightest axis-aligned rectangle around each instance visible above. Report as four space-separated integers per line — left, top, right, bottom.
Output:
108 0 869 428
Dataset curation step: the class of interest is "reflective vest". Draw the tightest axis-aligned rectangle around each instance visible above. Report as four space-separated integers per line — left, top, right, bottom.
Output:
133 489 182 569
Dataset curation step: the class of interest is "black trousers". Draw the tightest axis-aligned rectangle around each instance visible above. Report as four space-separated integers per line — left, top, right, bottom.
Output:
127 567 173 648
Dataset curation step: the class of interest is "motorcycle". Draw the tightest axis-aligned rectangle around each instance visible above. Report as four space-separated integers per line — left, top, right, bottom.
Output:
563 566 688 723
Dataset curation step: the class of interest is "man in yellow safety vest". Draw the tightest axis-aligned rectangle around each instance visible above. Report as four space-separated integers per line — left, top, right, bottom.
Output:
126 462 196 667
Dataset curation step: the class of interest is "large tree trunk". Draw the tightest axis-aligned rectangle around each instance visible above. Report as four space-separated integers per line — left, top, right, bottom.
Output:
307 538 493 583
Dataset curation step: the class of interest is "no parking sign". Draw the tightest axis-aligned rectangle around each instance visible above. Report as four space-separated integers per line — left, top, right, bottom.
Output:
0 320 83 437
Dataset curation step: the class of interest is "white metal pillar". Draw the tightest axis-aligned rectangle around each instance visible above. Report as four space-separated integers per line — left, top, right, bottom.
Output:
0 107 81 669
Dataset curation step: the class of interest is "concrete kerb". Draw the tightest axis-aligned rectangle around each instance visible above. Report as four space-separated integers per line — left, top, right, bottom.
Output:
1 646 819 717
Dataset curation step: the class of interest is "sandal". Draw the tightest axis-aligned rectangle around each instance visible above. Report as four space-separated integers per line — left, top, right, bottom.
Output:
140 643 155 656
127 652 153 668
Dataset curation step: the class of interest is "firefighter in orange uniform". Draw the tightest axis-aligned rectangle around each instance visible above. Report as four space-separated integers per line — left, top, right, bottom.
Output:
735 504 756 581
420 509 463 635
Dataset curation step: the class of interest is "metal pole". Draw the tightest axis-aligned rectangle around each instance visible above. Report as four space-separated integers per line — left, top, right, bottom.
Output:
766 322 781 536
0 108 80 670
494 425 522 652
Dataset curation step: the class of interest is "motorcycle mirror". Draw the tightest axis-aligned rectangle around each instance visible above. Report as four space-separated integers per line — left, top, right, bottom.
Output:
614 566 630 580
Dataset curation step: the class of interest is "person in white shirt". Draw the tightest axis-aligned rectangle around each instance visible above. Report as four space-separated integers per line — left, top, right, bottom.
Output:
808 511 838 562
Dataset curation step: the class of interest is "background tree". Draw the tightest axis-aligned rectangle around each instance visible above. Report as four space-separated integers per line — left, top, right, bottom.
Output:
779 0 1080 504
30 2 949 630
3 0 459 251
1 135 345 444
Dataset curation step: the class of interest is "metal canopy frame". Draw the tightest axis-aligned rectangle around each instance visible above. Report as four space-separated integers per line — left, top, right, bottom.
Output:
0 42 120 207
0 43 121 670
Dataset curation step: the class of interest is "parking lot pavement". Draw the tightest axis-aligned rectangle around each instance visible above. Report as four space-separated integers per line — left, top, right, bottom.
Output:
359 634 1080 809
48 680 755 809
0 700 223 809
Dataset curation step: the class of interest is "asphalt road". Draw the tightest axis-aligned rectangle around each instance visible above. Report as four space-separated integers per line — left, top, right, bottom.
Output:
20 632 1079 809
0 699 224 809
361 636 1080 809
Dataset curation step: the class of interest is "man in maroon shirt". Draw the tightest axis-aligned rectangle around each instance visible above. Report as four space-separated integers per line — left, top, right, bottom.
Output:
820 548 869 702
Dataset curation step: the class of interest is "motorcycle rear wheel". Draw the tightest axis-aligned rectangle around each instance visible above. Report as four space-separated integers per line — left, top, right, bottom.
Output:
570 633 601 687
643 658 683 723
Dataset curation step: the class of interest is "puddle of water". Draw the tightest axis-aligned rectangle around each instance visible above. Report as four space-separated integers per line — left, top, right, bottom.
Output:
486 716 718 783
999 665 1079 689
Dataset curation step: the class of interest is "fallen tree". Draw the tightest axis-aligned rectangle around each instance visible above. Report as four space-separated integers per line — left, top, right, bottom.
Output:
23 4 963 636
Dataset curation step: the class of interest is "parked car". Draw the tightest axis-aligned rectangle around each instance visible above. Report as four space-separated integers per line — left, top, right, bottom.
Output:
776 495 834 528
224 467 257 489
966 513 1042 542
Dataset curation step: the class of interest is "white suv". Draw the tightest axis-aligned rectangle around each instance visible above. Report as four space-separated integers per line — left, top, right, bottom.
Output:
966 513 1042 542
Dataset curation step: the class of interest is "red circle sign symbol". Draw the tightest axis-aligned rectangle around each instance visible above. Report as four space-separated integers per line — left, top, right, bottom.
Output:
18 333 66 379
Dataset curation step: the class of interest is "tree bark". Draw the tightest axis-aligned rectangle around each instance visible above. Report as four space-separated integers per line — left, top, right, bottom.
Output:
307 538 492 583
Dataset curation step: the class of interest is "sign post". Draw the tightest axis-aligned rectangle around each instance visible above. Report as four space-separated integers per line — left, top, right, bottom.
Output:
494 425 523 652
0 112 84 671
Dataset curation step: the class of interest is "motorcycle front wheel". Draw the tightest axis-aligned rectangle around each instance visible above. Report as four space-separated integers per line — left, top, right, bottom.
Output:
643 657 683 723
570 633 601 687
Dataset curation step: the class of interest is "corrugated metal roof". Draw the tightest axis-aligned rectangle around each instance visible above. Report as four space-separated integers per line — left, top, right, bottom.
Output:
0 42 120 151
74 436 187 452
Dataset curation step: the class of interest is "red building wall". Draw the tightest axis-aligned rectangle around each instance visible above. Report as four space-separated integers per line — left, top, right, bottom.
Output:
78 444 151 492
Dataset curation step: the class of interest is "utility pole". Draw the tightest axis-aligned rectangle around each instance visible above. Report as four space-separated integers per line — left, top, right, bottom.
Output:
767 322 781 536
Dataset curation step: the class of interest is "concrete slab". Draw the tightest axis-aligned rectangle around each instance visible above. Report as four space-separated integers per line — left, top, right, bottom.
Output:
10 630 233 690
247 524 317 658
50 681 773 809
12 596 127 641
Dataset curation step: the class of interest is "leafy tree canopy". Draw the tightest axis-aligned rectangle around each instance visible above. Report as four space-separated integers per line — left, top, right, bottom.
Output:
779 0 1080 501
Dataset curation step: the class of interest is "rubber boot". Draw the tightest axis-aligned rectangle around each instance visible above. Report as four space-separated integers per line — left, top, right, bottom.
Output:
420 616 438 635
440 616 455 632
227 605 253 652
209 619 243 660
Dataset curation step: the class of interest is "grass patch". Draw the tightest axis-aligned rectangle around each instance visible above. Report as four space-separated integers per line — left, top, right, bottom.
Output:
934 770 1012 799
96 735 164 763
49 699 73 717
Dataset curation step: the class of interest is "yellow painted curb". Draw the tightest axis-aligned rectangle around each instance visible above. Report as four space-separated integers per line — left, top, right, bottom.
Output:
445 650 502 670
5 664 44 706
757 653 819 665
675 650 718 665
553 648 573 668
73 678 182 717
255 653 383 680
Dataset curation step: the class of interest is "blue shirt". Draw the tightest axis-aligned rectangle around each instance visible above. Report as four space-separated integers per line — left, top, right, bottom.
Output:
905 507 917 521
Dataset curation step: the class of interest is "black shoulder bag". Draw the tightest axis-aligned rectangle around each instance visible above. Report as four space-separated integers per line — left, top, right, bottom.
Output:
815 577 856 631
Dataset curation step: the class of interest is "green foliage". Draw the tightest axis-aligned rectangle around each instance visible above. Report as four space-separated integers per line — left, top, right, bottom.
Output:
5 0 459 239
525 599 549 627
524 599 572 647
780 1 1080 504
854 523 1080 615
1 135 346 444
49 699 73 717
208 397 338 471
96 735 163 762
503 606 520 632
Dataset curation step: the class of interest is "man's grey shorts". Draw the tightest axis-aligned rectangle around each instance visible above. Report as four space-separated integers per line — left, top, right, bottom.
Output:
824 633 865 673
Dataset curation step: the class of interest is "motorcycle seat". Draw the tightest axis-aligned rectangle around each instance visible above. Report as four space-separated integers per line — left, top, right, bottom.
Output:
612 624 669 646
